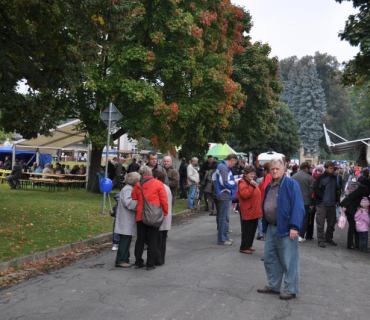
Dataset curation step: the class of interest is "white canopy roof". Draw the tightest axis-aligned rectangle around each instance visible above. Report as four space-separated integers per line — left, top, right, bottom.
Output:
13 120 86 154
323 124 370 154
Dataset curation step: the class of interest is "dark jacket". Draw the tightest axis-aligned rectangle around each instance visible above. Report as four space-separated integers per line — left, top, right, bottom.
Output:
127 162 140 173
292 170 314 206
313 171 340 206
262 176 305 237
358 176 370 197
3 160 12 170
10 163 23 179
179 162 188 178
340 184 368 217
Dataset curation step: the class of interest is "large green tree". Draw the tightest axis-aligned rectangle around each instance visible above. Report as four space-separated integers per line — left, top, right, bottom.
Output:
231 39 282 152
0 0 245 191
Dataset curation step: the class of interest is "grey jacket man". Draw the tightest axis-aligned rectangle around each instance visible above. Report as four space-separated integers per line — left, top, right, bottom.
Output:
292 170 314 206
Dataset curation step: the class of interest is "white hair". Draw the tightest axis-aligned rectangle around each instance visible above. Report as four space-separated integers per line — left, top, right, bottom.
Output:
191 157 198 162
269 158 284 168
139 166 153 176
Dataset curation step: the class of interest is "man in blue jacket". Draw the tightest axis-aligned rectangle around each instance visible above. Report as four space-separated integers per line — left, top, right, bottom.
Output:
215 154 240 245
258 158 305 300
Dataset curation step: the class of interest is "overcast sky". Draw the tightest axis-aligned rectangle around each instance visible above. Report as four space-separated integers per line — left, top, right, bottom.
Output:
232 0 359 63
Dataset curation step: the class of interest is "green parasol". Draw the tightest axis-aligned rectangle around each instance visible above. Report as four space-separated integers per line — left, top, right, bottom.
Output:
205 143 234 160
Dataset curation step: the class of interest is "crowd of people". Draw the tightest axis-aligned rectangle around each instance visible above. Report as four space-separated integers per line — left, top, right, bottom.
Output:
110 152 175 270
111 152 370 301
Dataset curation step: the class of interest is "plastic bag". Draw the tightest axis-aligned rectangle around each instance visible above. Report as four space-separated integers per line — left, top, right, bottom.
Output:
338 210 347 229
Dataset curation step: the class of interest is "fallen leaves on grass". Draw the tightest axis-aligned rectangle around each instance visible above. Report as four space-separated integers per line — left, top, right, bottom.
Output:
0 241 111 291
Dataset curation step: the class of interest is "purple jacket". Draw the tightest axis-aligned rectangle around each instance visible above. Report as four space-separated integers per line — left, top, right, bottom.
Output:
354 208 370 232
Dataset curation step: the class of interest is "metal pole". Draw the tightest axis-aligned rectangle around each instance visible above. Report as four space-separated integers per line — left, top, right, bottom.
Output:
102 102 113 214
86 142 92 190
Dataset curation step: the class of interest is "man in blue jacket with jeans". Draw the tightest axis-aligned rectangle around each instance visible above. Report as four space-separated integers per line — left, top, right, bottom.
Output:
215 154 240 245
258 158 305 300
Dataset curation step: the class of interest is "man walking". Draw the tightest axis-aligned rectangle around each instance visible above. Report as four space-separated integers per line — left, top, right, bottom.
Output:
162 156 179 205
314 161 340 248
258 158 305 300
292 162 314 242
215 154 239 245
187 157 200 210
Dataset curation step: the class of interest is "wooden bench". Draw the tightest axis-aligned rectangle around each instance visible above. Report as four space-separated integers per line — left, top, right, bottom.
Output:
29 178 58 191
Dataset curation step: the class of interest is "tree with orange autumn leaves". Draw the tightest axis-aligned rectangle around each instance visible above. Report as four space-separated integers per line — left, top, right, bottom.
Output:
0 1 281 191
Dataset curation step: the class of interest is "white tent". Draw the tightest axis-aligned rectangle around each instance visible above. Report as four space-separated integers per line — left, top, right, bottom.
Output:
14 120 86 154
12 120 91 184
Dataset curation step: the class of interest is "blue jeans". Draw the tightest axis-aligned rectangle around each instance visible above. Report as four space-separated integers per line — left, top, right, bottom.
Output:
187 184 197 209
264 225 299 294
217 200 230 243
257 218 263 236
358 232 368 251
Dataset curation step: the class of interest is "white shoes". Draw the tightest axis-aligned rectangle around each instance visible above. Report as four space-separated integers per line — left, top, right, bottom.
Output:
112 244 119 251
299 237 306 243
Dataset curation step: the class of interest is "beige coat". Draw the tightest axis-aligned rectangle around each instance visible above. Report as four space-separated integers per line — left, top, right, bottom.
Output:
160 184 172 231
114 185 138 236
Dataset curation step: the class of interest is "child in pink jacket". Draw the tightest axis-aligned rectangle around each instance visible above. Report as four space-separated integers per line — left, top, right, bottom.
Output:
354 197 370 252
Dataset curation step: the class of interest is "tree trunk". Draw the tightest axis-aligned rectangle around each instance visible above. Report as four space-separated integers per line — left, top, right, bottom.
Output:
180 143 192 163
87 146 104 193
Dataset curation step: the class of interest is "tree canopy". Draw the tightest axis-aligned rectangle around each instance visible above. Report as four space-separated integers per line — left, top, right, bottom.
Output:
280 58 326 154
336 0 370 86
0 0 250 190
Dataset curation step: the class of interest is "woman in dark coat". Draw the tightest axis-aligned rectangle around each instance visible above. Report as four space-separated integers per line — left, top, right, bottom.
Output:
340 182 368 249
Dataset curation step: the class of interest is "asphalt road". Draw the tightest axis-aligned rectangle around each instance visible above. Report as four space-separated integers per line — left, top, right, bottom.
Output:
1 209 370 320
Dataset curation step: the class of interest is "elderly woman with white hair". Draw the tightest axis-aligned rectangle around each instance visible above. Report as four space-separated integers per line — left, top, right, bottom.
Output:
115 172 141 268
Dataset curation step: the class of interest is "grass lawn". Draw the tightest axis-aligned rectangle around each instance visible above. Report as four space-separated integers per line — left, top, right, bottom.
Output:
0 183 188 262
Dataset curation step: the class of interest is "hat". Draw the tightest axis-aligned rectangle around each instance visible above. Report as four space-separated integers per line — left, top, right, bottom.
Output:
114 193 120 200
360 197 369 207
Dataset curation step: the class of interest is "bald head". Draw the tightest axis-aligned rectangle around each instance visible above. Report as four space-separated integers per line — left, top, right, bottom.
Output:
162 156 173 169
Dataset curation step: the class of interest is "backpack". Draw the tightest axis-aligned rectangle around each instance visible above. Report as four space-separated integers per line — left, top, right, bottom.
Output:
345 181 361 197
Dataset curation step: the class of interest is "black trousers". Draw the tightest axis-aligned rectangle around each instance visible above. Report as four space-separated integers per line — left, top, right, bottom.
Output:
306 207 316 239
347 214 359 249
240 218 258 251
135 221 159 267
156 230 168 265
115 235 132 265
316 205 336 242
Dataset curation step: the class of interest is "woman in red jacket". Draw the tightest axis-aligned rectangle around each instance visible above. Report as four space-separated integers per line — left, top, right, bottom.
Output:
237 165 263 254
132 166 168 270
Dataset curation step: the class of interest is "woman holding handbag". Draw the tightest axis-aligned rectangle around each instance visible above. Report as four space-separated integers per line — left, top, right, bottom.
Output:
132 166 168 270
237 165 262 254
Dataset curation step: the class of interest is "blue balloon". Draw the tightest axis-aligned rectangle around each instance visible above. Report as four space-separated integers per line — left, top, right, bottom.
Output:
100 178 113 193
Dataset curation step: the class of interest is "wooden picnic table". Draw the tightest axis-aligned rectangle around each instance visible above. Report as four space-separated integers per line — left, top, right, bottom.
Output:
22 172 66 179
20 172 87 191
63 174 87 178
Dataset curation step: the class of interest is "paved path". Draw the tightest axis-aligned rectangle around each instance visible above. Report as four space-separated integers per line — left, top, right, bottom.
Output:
1 210 370 320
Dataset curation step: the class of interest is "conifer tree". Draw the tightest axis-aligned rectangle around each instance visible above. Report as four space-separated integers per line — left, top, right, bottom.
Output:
281 62 326 154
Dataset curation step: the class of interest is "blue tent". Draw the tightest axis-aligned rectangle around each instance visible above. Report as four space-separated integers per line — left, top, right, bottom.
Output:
0 146 52 168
